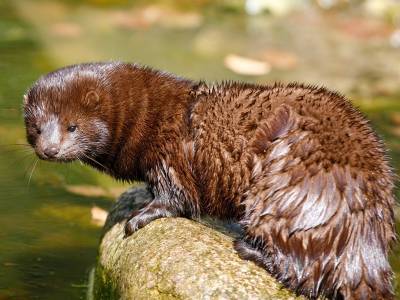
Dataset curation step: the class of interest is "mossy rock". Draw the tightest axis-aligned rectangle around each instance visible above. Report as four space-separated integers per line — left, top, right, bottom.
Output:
92 187 303 300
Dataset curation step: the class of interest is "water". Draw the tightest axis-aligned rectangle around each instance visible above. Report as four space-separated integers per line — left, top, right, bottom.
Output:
0 0 399 298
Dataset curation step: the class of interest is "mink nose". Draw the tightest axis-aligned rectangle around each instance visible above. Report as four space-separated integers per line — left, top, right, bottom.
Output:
44 146 60 158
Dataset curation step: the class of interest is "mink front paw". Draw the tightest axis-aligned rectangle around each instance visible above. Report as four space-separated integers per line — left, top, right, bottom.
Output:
124 202 176 237
124 213 149 237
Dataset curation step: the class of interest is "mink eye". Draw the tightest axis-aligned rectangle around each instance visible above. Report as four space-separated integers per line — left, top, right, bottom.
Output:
67 125 77 132
36 128 41 134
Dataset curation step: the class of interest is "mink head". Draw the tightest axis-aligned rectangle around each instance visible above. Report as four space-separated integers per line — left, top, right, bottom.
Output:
23 64 111 162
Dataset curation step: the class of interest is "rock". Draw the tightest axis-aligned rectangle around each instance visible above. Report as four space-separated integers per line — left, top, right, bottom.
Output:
50 22 82 38
91 206 108 227
224 54 271 76
92 187 303 300
244 0 301 16
66 185 110 198
261 49 298 70
111 6 202 31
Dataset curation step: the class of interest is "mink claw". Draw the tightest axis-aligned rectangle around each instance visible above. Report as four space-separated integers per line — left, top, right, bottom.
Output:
123 219 137 238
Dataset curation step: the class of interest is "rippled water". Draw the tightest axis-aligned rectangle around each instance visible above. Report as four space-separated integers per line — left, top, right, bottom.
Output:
0 0 399 298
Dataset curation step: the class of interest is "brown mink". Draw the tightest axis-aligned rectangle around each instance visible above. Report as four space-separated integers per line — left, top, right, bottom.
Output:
23 62 396 299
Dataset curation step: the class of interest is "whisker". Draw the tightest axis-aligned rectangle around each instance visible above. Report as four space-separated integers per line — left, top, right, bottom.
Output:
0 107 20 112
1 143 31 146
80 152 108 170
23 156 36 179
0 144 32 151
19 152 36 162
77 158 84 166
28 158 39 186
0 142 33 154
59 145 79 154
4 152 35 170
0 148 34 155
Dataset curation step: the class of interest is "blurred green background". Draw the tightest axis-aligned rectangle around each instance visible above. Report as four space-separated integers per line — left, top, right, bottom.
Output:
0 0 399 299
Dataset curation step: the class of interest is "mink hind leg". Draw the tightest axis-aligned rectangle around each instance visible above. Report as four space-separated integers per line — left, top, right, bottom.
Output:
233 236 272 272
234 216 394 300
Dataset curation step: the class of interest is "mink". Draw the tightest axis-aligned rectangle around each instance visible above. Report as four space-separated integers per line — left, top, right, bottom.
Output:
23 62 396 299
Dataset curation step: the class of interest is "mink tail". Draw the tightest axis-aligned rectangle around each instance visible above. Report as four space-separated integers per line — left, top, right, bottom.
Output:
236 103 396 299
235 208 395 299
235 172 396 300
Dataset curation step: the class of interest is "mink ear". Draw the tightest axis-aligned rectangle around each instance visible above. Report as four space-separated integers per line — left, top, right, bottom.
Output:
84 90 100 106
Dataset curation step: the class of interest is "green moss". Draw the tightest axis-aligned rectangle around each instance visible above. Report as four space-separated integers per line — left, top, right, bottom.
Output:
93 265 120 300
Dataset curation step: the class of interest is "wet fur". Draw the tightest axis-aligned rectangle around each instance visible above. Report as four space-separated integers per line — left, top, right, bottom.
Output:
24 63 396 299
